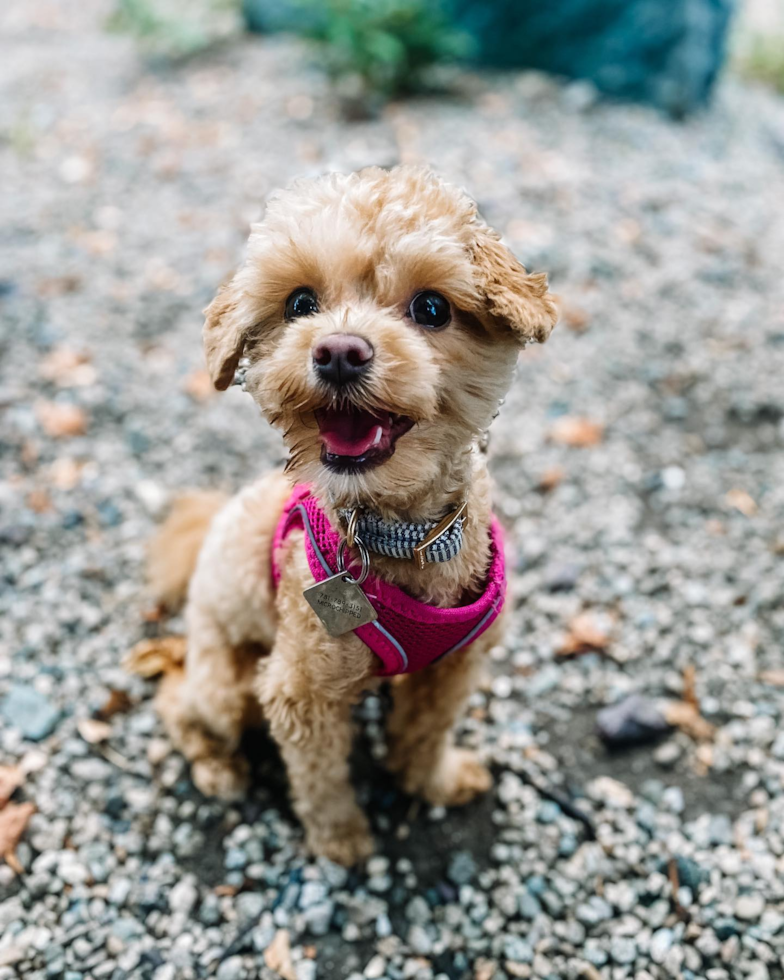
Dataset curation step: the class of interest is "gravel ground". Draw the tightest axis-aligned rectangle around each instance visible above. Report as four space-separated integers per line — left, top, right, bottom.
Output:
2 3 784 979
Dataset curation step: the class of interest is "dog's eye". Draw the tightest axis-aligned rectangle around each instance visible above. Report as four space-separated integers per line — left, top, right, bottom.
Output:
285 288 319 320
408 291 451 330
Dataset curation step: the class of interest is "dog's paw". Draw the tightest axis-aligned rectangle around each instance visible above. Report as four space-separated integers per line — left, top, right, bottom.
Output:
191 755 250 801
418 747 492 808
306 814 375 866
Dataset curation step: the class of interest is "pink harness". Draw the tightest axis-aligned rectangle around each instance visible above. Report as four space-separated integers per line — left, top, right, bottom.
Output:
271 485 506 676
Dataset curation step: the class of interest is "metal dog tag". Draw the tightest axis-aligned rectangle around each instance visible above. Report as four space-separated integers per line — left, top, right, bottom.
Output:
303 572 378 637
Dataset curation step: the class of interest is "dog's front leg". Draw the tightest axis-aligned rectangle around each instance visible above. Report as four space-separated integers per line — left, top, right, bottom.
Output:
386 624 501 807
257 623 375 866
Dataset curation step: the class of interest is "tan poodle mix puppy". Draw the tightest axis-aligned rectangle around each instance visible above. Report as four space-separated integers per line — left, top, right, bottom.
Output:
141 165 557 865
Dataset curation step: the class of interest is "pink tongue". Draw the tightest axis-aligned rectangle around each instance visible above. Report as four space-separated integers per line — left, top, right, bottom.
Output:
317 409 391 457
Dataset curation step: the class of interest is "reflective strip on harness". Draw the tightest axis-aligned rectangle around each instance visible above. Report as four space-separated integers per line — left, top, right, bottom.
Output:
271 485 506 677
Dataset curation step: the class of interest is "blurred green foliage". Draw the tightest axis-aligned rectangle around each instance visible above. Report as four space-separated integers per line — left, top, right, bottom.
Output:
735 36 784 93
108 0 239 59
301 0 470 106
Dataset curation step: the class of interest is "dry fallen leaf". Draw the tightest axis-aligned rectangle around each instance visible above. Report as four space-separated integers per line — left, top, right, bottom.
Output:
760 670 784 687
264 929 295 980
664 700 716 742
557 611 612 657
37 274 82 297
615 217 642 245
537 466 565 493
142 604 165 624
0 802 35 871
49 457 84 491
214 883 241 897
124 636 186 677
726 489 757 517
36 401 87 439
97 688 133 720
26 489 52 513
183 369 214 402
77 718 113 744
559 302 590 333
474 958 498 980
694 742 714 775
549 416 604 448
682 664 698 710
0 766 23 808
39 348 96 388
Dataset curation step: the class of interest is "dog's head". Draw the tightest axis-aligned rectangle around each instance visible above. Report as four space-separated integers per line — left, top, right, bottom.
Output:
203 166 557 511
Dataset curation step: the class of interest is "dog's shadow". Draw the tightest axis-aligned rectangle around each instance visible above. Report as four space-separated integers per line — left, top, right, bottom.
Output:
174 701 496 901
239 718 496 889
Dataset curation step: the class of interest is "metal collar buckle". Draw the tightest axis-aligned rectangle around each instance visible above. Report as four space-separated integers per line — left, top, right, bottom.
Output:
412 501 468 571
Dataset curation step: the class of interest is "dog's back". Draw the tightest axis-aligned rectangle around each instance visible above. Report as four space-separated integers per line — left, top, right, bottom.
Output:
148 491 228 611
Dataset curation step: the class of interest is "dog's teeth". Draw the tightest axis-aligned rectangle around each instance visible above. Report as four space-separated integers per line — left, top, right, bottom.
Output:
372 426 383 446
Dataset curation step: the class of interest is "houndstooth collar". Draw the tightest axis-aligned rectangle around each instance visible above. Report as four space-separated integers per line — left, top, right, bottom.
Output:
338 506 466 565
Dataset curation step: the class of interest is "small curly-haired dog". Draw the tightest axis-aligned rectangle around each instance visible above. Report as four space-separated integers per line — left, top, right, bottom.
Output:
136 165 557 865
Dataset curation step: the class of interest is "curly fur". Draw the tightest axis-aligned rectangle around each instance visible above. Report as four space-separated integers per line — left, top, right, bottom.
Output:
140 165 557 864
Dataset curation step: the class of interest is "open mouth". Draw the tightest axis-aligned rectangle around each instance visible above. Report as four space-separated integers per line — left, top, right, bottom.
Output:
315 406 415 473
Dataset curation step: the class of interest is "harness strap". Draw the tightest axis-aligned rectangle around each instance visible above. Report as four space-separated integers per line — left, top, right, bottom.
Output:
272 485 507 677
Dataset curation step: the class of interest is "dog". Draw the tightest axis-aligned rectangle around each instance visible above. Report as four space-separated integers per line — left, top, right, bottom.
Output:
136 165 557 865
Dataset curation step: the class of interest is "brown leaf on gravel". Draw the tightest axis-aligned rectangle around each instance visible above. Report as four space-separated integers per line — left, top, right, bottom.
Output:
124 636 186 677
549 416 604 448
142 604 165 624
0 802 35 871
264 929 295 980
36 401 87 439
37 274 82 297
39 348 96 388
557 611 612 657
559 301 590 333
26 489 53 513
183 369 214 402
96 688 133 720
760 670 784 687
664 700 716 742
474 958 498 980
77 718 112 744
214 883 241 897
0 766 23 808
49 457 84 491
682 664 698 710
536 466 564 493
726 489 757 517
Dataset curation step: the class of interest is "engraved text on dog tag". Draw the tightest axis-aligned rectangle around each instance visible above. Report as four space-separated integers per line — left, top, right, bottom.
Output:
303 572 378 637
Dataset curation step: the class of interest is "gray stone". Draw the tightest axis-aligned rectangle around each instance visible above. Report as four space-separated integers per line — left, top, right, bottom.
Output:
503 937 534 963
735 893 765 921
169 878 199 916
216 956 245 980
303 900 334 936
596 694 670 746
1 685 60 741
407 924 433 956
610 936 637 965
236 892 265 924
650 928 674 964
447 851 477 886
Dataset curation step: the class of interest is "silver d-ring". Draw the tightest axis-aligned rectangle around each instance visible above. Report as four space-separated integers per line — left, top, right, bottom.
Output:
337 537 371 586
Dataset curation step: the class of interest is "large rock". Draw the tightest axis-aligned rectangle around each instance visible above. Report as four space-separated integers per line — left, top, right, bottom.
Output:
242 0 736 116
1 684 60 741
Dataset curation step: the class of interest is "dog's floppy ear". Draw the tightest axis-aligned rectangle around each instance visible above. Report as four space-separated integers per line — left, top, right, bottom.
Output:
203 276 247 391
470 226 558 344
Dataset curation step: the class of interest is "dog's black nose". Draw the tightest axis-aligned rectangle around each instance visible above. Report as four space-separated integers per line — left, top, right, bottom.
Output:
312 334 374 387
